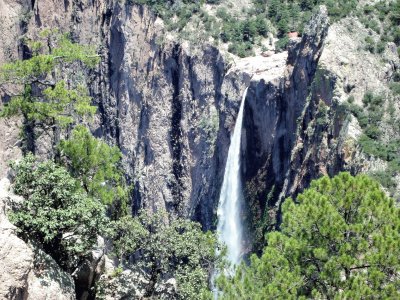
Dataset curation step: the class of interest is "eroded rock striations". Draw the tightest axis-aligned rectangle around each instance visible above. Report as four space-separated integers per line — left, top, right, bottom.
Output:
0 1 398 298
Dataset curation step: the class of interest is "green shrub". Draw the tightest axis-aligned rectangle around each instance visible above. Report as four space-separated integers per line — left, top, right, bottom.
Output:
107 210 219 299
365 36 375 53
8 154 107 271
275 36 289 52
389 82 400 95
376 41 386 53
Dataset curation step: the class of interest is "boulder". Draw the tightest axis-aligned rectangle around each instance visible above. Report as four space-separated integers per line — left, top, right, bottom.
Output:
0 178 76 300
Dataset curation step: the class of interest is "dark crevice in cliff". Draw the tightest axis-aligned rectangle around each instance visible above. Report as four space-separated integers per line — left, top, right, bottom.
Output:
141 105 153 166
101 8 112 27
107 15 126 144
168 45 184 214
187 57 196 103
63 0 69 11
133 181 143 215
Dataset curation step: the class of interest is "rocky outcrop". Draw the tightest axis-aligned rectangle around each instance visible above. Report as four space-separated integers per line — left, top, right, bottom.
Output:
0 178 76 300
241 6 399 249
96 268 178 300
0 0 248 227
0 178 32 299
0 0 397 276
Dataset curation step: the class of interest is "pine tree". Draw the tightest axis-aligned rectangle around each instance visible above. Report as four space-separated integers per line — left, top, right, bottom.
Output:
0 31 99 152
218 173 400 299
58 125 129 217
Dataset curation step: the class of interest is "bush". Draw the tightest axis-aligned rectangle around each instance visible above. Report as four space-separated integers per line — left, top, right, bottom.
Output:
106 210 219 299
365 36 375 53
389 82 400 95
275 36 289 52
8 154 107 271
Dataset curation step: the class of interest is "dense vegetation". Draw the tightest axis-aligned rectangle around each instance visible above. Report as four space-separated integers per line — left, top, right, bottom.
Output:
218 173 400 299
104 211 219 299
126 0 359 57
344 89 400 196
8 154 108 271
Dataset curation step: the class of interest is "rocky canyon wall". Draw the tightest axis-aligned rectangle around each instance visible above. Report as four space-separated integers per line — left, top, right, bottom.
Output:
0 0 250 230
0 1 397 241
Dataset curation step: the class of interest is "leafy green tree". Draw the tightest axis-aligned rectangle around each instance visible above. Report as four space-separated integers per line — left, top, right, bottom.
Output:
8 154 108 271
0 31 99 152
268 0 282 20
58 125 129 216
390 0 400 25
107 210 219 299
218 172 400 299
277 8 290 36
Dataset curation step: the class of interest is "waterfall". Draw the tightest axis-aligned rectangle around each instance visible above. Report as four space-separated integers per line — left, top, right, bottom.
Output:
216 88 248 267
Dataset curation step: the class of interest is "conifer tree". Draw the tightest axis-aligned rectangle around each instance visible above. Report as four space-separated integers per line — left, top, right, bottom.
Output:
0 30 99 152
58 125 129 217
218 173 400 299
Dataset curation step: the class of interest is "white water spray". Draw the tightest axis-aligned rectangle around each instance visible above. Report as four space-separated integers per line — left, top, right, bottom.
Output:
217 88 248 267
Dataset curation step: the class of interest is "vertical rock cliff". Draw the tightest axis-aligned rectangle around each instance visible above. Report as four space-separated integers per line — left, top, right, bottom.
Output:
1 0 397 269
0 1 242 228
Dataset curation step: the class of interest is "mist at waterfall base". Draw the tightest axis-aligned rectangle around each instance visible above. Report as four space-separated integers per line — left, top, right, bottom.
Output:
216 88 248 270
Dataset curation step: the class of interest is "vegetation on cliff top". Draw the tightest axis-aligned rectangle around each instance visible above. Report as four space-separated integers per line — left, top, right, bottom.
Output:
128 0 359 56
218 172 400 299
344 89 400 198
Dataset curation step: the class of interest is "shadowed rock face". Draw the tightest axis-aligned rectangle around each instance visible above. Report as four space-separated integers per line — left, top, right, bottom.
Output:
1 2 395 254
0 2 348 231
2 1 399 298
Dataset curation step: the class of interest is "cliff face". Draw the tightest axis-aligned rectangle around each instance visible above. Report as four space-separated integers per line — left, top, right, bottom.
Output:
0 1 397 248
100 4 253 227
0 0 245 229
241 7 332 246
1 0 400 298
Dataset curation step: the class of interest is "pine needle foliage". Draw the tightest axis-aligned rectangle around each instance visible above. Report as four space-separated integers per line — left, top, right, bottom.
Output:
58 125 130 217
0 31 99 137
217 172 400 299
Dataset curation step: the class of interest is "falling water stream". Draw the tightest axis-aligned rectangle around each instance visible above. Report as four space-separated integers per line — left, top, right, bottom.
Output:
216 88 248 267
